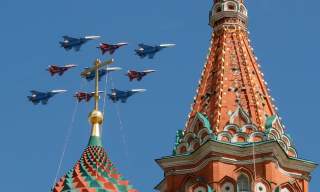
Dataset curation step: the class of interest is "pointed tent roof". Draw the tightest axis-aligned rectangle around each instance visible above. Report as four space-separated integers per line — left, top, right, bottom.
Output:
52 59 137 192
172 0 299 158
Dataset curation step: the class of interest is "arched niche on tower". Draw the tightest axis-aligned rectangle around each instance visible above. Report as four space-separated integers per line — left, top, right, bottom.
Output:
241 124 258 134
237 174 251 192
279 182 303 192
266 128 281 140
217 131 233 142
231 132 249 143
190 139 201 151
218 176 236 192
189 112 212 135
248 132 266 142
197 128 211 144
223 1 238 12
287 147 298 158
254 178 271 192
182 176 211 192
184 132 197 146
234 167 254 192
281 134 292 148
277 140 288 152
177 143 188 154
224 124 240 135
215 4 222 13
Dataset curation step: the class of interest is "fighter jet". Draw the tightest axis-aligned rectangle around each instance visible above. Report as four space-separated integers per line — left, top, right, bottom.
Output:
135 43 175 59
28 90 67 105
126 70 156 81
74 91 104 102
60 35 100 51
47 64 77 76
97 42 128 55
81 67 122 81
108 89 146 103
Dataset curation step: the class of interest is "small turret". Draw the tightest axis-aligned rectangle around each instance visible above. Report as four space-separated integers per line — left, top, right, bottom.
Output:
209 0 248 30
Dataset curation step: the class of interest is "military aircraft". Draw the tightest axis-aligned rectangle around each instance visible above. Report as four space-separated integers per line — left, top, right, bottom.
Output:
81 67 122 81
60 35 100 51
126 70 156 81
108 89 146 103
47 64 77 76
74 91 104 102
135 43 175 59
97 42 128 55
28 90 67 105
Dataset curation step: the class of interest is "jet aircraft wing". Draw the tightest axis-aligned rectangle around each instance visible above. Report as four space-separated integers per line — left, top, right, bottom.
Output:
31 100 40 105
148 53 156 59
74 45 81 51
30 90 44 95
63 36 78 41
121 98 128 103
41 99 49 105
138 43 153 50
49 65 59 69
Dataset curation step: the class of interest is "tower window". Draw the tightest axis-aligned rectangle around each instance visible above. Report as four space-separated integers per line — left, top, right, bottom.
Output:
216 6 222 13
237 174 251 192
228 4 236 10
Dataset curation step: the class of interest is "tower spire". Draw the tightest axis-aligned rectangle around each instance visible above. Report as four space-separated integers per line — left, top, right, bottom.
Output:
88 58 113 146
156 2 317 192
52 58 138 192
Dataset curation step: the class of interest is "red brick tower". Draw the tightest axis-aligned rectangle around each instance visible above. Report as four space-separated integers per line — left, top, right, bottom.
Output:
156 1 317 192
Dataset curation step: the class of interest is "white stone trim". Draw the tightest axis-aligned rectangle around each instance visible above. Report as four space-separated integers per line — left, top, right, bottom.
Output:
156 141 316 179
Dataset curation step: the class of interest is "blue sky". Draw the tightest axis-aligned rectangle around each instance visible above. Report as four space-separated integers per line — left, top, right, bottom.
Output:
0 0 319 191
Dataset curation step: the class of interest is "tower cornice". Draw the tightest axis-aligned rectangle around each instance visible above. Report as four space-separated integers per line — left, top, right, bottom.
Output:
157 140 317 180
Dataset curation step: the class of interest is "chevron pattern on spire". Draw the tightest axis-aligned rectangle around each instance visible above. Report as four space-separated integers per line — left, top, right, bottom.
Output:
52 146 137 192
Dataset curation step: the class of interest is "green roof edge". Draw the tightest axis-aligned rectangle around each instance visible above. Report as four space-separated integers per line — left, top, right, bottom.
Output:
88 136 103 147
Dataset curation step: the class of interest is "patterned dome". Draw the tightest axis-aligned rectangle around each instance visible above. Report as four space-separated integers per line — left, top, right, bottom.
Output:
52 137 137 192
52 60 137 192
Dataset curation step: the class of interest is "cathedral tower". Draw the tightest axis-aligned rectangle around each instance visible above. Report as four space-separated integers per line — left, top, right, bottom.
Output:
52 60 137 192
156 1 317 192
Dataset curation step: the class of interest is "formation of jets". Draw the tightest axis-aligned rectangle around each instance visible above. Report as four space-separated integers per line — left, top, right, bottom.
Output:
29 35 175 105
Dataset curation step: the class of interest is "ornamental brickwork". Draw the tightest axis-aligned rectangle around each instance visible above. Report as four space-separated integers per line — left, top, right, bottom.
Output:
156 1 317 192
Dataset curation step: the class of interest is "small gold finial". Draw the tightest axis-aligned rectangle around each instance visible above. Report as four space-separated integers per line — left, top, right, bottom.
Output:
89 110 104 125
